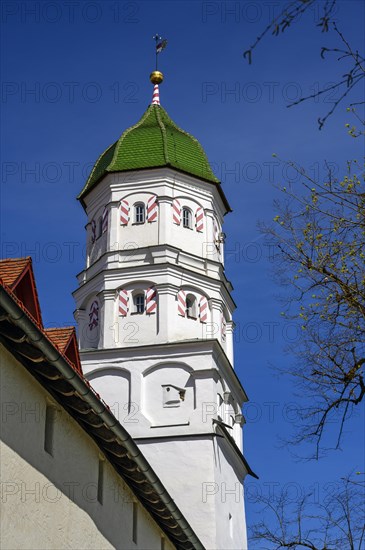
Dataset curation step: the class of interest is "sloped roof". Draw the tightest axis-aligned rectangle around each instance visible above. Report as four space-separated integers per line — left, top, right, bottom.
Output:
45 327 82 375
0 257 42 327
45 326 75 350
0 261 204 550
0 257 33 288
0 258 81 375
78 105 231 211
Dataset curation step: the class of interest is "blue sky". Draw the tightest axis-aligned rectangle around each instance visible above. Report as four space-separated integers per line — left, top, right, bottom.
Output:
2 0 364 542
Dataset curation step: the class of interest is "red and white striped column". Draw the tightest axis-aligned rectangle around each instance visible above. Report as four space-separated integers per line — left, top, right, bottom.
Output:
152 84 160 105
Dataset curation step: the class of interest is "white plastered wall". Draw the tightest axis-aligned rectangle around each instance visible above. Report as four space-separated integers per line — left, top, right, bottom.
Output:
0 344 175 550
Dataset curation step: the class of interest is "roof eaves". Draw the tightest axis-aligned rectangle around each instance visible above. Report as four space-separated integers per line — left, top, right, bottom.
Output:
159 107 220 184
78 142 116 202
0 283 204 550
0 283 80 375
77 165 231 213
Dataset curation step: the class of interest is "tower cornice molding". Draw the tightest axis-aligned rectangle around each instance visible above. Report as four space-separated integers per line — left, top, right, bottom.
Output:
77 244 233 290
83 167 229 219
74 261 236 312
80 338 248 403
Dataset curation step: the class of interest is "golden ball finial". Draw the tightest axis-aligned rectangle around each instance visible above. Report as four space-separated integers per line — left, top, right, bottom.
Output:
150 71 164 84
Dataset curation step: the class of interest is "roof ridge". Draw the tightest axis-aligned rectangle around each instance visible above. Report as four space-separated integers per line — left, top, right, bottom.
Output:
0 256 32 263
109 107 154 171
160 107 219 182
78 103 227 209
154 105 169 165
0 257 33 294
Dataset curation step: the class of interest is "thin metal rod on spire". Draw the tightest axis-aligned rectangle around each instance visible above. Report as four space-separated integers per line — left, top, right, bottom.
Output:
153 34 161 71
153 34 167 71
150 35 166 106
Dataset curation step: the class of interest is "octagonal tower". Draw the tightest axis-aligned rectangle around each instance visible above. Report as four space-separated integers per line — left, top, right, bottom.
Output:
73 73 256 550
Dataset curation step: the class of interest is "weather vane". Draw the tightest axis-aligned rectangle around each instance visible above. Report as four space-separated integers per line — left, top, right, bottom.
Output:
153 34 167 71
150 35 167 104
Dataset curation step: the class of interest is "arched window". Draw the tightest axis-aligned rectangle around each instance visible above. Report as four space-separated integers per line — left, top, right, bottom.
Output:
133 292 145 314
134 203 145 224
182 207 192 229
186 294 197 319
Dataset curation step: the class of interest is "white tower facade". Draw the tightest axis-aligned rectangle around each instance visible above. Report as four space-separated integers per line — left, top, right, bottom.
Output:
74 77 256 550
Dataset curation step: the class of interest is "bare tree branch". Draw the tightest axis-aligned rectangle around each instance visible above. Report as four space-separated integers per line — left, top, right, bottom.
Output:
249 475 365 549
260 145 365 457
243 1 365 128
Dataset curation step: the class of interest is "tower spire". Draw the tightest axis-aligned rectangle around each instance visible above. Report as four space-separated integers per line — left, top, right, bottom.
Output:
150 35 167 106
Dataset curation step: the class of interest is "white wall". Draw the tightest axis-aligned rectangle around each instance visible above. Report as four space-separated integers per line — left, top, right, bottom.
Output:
0 344 175 550
80 339 249 549
82 343 245 448
84 170 225 267
213 437 248 550
138 436 248 550
76 273 233 357
138 438 217 549
75 168 234 356
74 166 249 550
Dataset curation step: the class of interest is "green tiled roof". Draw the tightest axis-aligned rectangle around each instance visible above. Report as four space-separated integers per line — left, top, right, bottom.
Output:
78 105 220 203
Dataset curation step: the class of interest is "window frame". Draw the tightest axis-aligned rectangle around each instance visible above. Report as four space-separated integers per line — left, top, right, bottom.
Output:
134 203 145 225
182 207 192 229
185 293 197 319
133 292 145 314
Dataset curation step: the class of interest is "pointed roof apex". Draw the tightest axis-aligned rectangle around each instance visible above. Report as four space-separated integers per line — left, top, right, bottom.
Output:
78 58 231 213
0 256 42 326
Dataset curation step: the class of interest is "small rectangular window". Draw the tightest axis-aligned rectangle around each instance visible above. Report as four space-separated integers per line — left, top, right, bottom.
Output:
132 502 138 543
133 294 145 314
97 459 104 504
135 204 145 224
182 208 191 228
44 405 55 455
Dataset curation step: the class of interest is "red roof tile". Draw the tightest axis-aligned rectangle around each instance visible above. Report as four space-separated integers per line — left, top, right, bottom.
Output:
44 327 82 375
0 257 32 288
45 327 74 351
0 257 82 376
0 257 42 326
